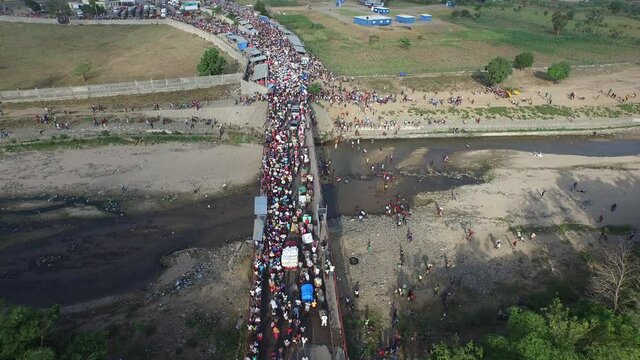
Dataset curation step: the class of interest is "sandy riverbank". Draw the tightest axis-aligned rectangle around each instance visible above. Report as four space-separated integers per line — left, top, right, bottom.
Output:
314 65 640 140
0 142 262 197
332 149 640 336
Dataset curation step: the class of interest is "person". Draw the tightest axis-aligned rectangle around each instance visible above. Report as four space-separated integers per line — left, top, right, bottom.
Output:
466 228 474 241
611 203 617 212
406 228 413 243
407 288 416 302
597 214 604 223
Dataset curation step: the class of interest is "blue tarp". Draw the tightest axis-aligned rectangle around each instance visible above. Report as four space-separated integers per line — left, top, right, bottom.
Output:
301 283 314 302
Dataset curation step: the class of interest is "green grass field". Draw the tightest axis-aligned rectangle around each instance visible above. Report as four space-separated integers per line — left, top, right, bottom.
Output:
276 3 640 76
0 23 239 91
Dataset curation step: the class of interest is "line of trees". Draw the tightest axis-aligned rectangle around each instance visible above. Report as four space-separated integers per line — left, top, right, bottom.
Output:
484 51 573 85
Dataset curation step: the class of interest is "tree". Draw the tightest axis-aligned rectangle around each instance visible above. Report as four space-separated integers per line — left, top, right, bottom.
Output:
46 0 72 16
0 302 59 360
63 333 107 360
22 348 56 360
589 239 640 312
196 48 227 76
609 0 625 13
73 61 92 82
79 0 106 17
254 0 268 17
484 299 592 360
24 0 41 12
513 52 534 70
484 57 512 85
429 341 483 360
551 10 569 35
308 82 322 96
431 298 640 360
586 8 605 26
547 61 571 82
399 37 411 50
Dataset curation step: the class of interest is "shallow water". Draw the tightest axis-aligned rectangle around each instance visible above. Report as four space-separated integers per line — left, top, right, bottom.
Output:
320 136 640 217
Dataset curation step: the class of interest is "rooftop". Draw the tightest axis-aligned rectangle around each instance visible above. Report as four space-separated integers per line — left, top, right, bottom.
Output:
354 15 392 20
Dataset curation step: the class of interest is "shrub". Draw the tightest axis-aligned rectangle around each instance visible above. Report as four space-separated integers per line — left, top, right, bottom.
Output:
513 52 534 69
196 48 227 76
399 37 411 50
547 62 571 82
485 57 513 85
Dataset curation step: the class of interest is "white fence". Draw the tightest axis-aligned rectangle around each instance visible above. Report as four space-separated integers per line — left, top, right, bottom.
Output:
0 74 243 102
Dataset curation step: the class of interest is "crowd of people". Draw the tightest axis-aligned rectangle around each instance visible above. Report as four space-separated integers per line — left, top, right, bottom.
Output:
168 2 339 359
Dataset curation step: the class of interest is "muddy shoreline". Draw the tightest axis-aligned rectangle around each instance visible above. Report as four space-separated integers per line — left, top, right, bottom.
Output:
0 187 256 307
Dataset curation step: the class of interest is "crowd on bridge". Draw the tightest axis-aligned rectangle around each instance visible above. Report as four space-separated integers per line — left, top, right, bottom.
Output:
168 2 338 359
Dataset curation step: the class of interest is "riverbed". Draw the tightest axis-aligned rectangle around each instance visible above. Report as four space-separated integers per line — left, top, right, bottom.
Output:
321 135 640 217
0 135 638 308
0 188 256 306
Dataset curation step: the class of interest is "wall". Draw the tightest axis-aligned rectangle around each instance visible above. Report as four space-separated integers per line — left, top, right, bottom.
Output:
0 74 242 102
241 80 268 95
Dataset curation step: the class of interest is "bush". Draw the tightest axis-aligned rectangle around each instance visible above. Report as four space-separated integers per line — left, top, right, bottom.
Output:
485 57 513 85
309 82 322 96
399 37 411 50
547 62 571 82
368 34 380 45
513 52 534 69
460 9 471 18
451 10 460 17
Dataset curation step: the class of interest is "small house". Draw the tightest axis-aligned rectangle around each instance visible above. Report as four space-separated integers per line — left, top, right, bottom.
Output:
353 15 392 26
396 15 415 24
420 13 432 22
373 6 389 14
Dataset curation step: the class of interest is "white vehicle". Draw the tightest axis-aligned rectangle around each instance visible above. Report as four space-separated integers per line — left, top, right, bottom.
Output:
160 7 166 17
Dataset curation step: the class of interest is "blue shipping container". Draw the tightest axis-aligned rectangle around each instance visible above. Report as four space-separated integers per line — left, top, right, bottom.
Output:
354 15 392 27
396 15 416 24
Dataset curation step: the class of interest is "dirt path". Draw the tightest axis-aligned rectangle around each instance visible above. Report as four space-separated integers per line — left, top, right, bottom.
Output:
0 99 267 141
